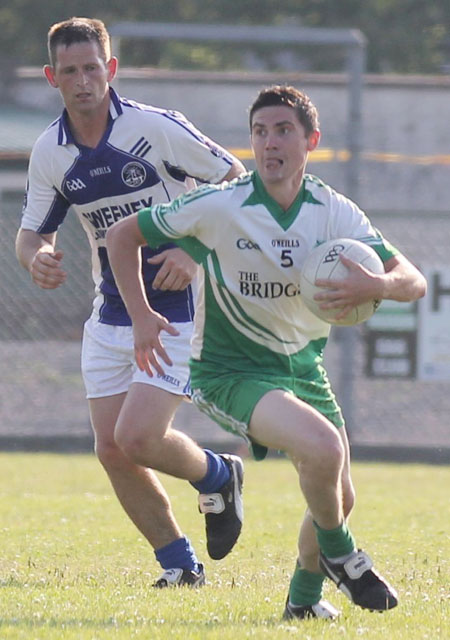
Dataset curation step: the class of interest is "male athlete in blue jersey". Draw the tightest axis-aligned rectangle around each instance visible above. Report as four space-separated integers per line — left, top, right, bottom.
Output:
16 17 246 587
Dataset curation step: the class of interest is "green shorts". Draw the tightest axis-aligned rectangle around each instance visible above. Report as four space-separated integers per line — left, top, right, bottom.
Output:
190 363 344 460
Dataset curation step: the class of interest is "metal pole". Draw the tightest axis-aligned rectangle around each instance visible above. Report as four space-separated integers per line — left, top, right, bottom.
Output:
338 37 367 438
346 37 367 204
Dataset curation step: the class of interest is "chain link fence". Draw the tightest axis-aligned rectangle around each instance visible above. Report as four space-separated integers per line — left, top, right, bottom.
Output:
1 187 449 462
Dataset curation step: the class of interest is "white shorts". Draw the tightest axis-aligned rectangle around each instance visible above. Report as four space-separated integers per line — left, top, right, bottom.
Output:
81 315 193 399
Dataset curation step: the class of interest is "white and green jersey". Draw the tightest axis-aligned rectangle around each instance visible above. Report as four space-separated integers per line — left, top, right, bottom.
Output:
138 171 397 378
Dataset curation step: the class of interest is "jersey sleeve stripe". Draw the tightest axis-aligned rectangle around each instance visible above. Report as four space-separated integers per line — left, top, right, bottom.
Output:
137 207 210 264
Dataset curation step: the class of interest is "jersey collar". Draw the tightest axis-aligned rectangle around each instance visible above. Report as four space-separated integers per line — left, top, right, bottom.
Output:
244 171 321 231
57 87 124 146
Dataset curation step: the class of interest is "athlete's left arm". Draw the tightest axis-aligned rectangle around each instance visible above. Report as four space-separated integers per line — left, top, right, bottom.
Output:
315 252 426 317
375 253 427 302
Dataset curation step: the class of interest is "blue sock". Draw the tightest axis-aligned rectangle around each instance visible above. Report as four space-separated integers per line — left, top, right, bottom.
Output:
154 536 199 572
190 449 231 494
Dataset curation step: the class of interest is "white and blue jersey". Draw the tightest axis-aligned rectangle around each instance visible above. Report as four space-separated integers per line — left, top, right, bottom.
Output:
21 88 235 325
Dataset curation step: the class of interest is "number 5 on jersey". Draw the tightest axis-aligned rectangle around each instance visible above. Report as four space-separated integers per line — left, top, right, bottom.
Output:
280 249 293 268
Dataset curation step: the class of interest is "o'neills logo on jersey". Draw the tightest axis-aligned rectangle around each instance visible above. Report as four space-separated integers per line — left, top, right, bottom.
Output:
90 166 112 177
271 239 300 248
121 161 147 188
239 271 300 298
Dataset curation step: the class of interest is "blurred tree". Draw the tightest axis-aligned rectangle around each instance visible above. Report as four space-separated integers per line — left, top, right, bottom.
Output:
0 0 449 73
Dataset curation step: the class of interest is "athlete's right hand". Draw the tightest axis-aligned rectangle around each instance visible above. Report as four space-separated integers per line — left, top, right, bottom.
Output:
30 249 67 289
133 311 180 378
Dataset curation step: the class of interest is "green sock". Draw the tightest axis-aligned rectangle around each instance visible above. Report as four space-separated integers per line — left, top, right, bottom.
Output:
314 521 356 559
288 562 325 606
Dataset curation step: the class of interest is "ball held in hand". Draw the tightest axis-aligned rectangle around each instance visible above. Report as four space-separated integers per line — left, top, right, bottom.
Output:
300 238 384 326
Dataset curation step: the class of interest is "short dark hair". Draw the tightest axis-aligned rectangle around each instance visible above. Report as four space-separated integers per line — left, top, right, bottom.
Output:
47 17 111 66
249 85 320 136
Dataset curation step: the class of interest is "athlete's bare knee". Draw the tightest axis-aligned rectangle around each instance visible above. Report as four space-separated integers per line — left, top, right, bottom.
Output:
115 428 143 462
115 422 164 466
95 434 127 471
303 428 344 477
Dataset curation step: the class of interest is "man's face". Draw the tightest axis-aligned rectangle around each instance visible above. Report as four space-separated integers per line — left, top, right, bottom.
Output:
44 41 116 114
250 104 319 186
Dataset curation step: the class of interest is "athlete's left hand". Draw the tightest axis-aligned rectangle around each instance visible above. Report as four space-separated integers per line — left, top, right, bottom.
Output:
313 254 384 320
148 248 198 290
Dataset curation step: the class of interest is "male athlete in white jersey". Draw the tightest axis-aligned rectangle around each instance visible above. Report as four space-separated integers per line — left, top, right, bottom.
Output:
106 85 426 619
16 17 246 588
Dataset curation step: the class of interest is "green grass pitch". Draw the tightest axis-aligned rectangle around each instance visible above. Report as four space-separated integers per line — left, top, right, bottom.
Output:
0 453 448 639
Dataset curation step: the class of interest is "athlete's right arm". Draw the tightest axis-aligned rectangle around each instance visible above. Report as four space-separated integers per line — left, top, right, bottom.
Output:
106 214 179 378
15 228 66 290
